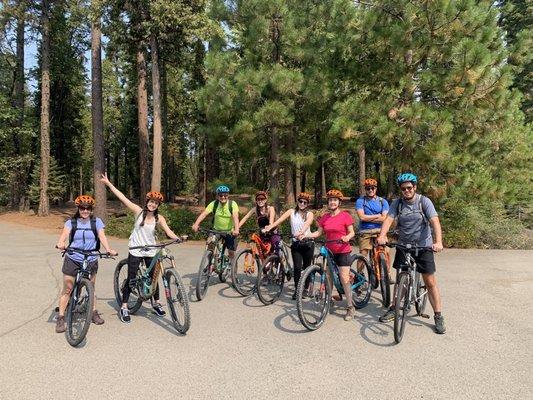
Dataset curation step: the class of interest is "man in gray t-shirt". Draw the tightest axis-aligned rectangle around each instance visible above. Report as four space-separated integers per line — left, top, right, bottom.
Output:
377 172 446 335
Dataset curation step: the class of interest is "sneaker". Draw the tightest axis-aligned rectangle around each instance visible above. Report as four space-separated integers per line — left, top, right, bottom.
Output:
92 310 105 325
153 303 166 316
55 316 66 333
434 314 446 334
344 306 356 321
119 308 131 323
379 307 395 323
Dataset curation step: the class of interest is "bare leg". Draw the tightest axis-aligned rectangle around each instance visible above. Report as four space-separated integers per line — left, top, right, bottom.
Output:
338 266 353 307
58 275 75 316
423 273 441 313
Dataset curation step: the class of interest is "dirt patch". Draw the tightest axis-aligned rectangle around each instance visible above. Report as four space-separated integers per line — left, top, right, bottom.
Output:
0 210 69 233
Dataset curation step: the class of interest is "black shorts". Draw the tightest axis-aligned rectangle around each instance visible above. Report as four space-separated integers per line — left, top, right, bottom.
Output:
62 256 99 277
332 252 352 267
393 249 435 275
210 233 238 251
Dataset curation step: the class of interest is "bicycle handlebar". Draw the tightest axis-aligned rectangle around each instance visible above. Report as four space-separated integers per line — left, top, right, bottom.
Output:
58 246 116 259
198 228 234 237
129 237 187 251
386 243 434 252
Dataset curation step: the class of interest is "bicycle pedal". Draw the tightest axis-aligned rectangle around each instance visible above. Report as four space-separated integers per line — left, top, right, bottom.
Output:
420 313 430 319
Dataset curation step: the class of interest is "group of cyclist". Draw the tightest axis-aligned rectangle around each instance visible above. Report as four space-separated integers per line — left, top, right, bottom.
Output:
55 171 445 336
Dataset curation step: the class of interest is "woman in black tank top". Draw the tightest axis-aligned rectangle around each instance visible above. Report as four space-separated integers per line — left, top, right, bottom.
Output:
239 191 280 252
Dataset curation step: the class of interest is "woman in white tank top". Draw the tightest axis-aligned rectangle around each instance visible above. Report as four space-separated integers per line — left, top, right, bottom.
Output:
100 173 180 323
263 192 315 299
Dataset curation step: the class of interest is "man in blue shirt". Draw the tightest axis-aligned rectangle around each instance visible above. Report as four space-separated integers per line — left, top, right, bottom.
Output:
355 178 390 272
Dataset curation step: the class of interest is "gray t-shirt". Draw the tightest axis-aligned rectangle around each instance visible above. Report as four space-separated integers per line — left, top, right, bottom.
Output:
388 194 438 247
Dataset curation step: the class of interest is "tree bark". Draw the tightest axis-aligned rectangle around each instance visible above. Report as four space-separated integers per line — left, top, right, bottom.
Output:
91 8 107 220
38 0 51 217
197 132 207 206
294 161 301 195
150 34 162 192
269 126 280 209
358 143 366 196
136 46 150 201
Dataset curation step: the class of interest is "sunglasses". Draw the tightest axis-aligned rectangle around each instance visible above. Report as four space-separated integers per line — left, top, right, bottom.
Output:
78 206 92 211
218 194 229 198
256 197 267 202
365 186 376 191
400 186 414 192
298 199 308 205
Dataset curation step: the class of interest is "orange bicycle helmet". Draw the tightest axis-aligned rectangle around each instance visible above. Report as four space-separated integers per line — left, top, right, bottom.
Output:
326 189 344 200
364 178 377 187
255 190 268 200
146 191 164 203
75 195 95 207
297 192 311 202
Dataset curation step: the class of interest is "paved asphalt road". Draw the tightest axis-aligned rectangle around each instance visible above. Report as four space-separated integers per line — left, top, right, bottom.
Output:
0 221 531 400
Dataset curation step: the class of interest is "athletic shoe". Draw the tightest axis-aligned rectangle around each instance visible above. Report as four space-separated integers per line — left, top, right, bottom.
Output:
434 314 446 334
379 307 395 322
119 308 131 323
55 316 66 333
153 303 166 316
344 306 355 321
92 310 105 325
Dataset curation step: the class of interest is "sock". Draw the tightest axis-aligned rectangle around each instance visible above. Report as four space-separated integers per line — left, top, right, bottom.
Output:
435 311 442 317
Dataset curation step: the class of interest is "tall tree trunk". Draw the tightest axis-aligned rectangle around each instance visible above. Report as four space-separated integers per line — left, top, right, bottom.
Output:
38 0 51 217
313 162 322 209
197 132 207 206
358 143 366 196
161 60 171 201
294 161 301 195
283 163 295 208
91 8 107 220
136 46 150 200
301 169 306 193
11 0 26 209
269 126 281 209
150 34 162 192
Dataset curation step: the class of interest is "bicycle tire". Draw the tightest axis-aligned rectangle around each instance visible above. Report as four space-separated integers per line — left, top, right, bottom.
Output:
415 274 428 316
257 254 284 305
196 250 213 301
394 272 409 344
113 258 143 314
379 253 391 308
218 263 230 283
165 269 191 334
296 264 330 331
351 256 373 309
65 278 94 347
231 248 257 296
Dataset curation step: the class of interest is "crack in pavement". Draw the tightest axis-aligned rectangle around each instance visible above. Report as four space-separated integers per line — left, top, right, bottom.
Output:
0 254 61 338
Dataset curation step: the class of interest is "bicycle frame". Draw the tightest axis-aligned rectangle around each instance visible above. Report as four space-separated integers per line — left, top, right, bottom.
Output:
317 245 367 295
401 251 426 309
206 233 229 274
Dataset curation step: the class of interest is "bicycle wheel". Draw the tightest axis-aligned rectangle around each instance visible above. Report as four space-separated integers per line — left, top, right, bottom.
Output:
415 274 428 316
165 269 191 334
231 249 257 296
351 256 373 309
113 258 143 314
379 253 391 308
218 260 230 283
196 250 213 301
65 278 94 347
369 251 379 289
394 272 410 344
296 264 330 331
257 254 285 305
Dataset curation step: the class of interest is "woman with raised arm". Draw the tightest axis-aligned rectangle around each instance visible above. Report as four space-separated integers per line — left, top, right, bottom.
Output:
238 191 280 249
263 192 315 300
55 195 117 333
100 173 179 323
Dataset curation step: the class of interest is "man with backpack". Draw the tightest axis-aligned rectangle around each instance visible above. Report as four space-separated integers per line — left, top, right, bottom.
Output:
192 185 240 260
355 178 390 274
377 173 446 334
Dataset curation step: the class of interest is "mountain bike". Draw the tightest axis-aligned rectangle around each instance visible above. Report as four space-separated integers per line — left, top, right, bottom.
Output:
256 234 295 305
196 228 234 300
368 235 391 307
114 239 190 334
60 247 115 347
296 240 373 331
387 243 430 344
231 230 274 296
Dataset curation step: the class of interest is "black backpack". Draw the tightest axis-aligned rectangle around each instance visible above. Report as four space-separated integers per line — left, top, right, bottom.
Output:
69 217 100 251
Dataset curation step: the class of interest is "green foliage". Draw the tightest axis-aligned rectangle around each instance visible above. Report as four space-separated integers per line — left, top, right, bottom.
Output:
28 157 67 205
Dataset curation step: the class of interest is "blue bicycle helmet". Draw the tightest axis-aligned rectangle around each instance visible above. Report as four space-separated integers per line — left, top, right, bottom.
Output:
397 173 417 185
216 185 230 194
